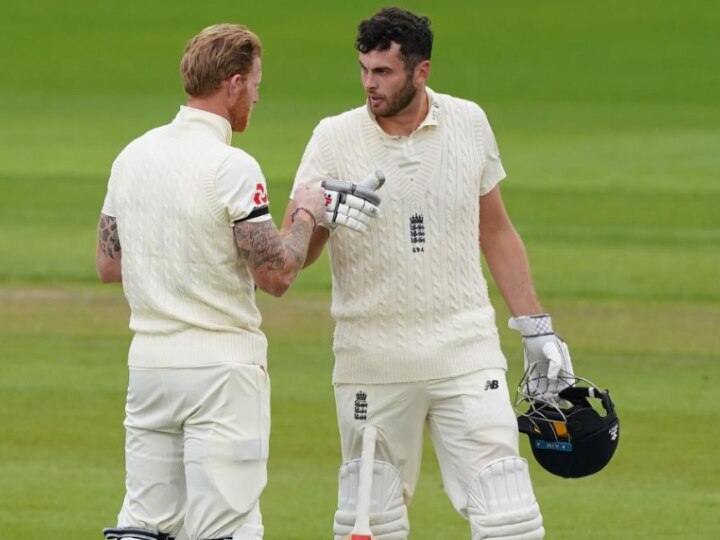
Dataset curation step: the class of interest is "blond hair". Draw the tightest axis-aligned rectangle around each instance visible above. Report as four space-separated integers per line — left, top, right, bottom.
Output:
180 23 262 97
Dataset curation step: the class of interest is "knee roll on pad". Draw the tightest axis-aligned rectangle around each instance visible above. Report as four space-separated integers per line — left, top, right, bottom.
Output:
333 459 409 540
467 457 545 540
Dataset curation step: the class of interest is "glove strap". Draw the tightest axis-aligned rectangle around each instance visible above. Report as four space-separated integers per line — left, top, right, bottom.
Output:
508 314 553 337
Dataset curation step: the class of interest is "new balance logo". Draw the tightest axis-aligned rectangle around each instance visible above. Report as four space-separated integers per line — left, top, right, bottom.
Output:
354 391 368 420
609 424 619 441
484 380 499 391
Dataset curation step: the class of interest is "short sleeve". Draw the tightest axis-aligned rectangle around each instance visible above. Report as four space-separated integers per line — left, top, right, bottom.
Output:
291 126 335 199
474 108 507 195
101 157 120 217
215 151 272 223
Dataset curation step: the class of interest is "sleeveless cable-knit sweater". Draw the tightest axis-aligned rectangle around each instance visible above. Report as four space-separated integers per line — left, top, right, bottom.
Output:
299 91 508 383
105 107 267 368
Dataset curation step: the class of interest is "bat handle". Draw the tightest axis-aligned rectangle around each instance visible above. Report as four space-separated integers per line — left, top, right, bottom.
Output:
352 425 378 536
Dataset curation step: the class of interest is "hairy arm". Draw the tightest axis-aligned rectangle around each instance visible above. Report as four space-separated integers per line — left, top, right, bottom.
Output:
280 199 329 268
96 213 122 283
234 213 317 297
479 186 543 316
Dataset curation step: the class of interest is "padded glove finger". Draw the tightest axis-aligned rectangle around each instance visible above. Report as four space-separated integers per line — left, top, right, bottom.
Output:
322 179 354 194
352 184 381 206
510 314 575 400
324 189 342 212
320 177 381 233
343 194 380 218
334 211 369 233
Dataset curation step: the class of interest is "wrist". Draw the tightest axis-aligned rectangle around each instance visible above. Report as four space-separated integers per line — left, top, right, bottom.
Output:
508 314 553 337
291 206 317 231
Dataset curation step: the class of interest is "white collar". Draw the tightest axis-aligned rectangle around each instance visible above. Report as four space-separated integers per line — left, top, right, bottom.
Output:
366 87 441 137
173 105 233 145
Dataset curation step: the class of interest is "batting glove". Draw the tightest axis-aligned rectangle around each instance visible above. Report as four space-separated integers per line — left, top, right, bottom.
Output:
509 314 575 400
321 179 381 233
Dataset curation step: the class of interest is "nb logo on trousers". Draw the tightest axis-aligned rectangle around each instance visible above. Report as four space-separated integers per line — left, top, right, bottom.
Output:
484 380 499 390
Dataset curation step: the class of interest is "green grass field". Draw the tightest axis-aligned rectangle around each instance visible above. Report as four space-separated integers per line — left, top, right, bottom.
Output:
1 1 719 538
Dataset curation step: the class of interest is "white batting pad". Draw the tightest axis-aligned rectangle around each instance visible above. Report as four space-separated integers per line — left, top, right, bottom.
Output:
467 457 544 540
334 460 409 540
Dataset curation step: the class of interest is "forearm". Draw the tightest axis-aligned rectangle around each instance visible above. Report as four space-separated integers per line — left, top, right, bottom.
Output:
279 212 317 276
481 225 542 316
234 216 315 297
96 214 122 283
281 199 328 268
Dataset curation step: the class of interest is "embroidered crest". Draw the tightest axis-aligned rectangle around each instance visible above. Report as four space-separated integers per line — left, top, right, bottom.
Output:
410 213 425 253
354 391 368 420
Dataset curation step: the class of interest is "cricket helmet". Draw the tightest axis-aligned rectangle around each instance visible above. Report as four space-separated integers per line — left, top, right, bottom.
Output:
515 373 620 478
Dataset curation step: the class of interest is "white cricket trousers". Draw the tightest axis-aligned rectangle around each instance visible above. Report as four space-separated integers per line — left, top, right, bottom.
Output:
334 368 519 515
114 363 270 540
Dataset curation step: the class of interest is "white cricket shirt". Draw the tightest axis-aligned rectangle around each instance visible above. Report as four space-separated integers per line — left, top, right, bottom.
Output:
102 106 272 368
293 89 509 383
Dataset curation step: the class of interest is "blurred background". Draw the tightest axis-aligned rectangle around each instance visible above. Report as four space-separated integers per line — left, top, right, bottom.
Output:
1 1 718 538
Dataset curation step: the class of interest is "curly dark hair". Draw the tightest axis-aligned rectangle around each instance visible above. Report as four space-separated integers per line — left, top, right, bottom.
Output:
356 7 433 73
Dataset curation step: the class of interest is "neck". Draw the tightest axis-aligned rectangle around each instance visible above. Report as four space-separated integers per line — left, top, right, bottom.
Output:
376 88 429 137
187 94 230 123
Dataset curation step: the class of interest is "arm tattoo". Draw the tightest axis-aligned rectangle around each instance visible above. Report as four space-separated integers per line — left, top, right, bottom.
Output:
234 219 313 274
99 215 121 259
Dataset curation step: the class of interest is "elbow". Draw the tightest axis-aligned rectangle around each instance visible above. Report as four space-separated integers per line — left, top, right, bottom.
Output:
98 272 120 284
254 274 294 297
263 283 291 298
96 262 121 283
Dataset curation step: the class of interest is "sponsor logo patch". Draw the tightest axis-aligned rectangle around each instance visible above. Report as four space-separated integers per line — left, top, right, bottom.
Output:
253 183 269 206
534 440 573 452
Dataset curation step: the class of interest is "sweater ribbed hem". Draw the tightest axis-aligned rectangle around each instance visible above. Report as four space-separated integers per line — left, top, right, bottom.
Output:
128 328 268 368
331 339 507 384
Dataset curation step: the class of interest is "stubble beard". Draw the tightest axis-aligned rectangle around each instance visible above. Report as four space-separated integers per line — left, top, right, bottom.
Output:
371 74 417 118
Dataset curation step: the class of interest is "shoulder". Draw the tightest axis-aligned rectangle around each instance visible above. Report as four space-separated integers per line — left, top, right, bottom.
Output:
313 105 367 135
435 91 489 123
113 124 168 162
222 147 263 177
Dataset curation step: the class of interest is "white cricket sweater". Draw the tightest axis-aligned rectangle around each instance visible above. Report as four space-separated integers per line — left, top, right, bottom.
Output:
103 107 268 368
295 90 508 383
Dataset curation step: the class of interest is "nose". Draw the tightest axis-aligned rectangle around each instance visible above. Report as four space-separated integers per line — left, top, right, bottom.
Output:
362 72 377 92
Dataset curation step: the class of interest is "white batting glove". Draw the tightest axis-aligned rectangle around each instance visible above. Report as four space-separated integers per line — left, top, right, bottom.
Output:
509 314 575 400
321 179 381 233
